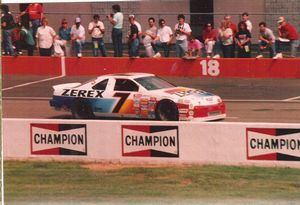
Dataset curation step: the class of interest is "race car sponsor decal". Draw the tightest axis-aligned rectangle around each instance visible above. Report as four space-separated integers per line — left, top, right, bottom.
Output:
122 125 179 157
246 128 300 161
31 123 87 155
61 89 104 98
165 87 208 97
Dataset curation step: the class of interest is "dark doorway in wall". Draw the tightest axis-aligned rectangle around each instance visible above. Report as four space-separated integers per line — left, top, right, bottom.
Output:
190 0 213 41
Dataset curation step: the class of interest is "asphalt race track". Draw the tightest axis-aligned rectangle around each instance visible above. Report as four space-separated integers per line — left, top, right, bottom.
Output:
2 74 300 123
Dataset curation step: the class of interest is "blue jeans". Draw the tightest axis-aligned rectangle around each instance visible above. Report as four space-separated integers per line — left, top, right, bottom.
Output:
128 38 139 57
276 39 299 57
213 39 222 56
2 29 14 55
92 37 106 57
112 28 123 57
152 41 170 57
175 39 187 57
31 19 41 40
258 41 276 58
73 40 84 55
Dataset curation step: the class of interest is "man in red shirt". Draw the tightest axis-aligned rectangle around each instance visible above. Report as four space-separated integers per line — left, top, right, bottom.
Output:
19 3 44 41
224 15 237 57
274 16 299 58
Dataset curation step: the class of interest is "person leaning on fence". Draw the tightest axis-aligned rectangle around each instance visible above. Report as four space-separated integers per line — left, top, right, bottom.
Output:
128 15 139 58
142 17 157 57
19 3 44 41
88 14 107 57
151 18 173 58
58 18 72 56
1 4 16 56
185 35 203 57
19 17 35 56
107 4 123 57
70 17 85 58
128 15 142 56
219 20 234 58
174 14 192 57
36 17 56 56
224 15 237 57
235 21 251 58
273 16 299 59
256 22 276 58
202 23 217 58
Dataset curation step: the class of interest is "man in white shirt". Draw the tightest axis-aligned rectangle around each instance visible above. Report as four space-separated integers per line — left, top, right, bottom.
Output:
36 17 56 56
174 14 191 57
151 18 173 57
107 4 123 57
88 14 106 57
242 12 252 33
256 21 276 58
71 17 85 57
143 17 157 57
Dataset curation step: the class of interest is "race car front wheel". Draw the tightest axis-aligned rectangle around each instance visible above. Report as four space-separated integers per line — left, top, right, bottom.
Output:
156 99 179 121
71 98 95 119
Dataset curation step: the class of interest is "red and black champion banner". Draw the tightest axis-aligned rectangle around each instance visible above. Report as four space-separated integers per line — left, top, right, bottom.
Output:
247 128 300 161
31 123 87 155
122 125 179 158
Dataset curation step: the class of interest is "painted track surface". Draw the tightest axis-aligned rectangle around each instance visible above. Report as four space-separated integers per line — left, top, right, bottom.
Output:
2 75 300 123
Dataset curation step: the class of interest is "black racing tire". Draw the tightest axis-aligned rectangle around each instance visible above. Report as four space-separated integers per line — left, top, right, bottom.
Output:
155 99 179 121
71 98 95 119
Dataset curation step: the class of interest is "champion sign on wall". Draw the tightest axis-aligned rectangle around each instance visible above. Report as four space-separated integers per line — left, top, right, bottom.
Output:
122 125 179 157
31 124 87 155
247 128 300 161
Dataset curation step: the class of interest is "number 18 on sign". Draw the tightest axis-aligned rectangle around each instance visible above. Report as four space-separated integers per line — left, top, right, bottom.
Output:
200 59 220 77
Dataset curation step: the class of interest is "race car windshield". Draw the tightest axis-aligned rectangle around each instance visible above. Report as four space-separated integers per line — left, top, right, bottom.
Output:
134 76 175 90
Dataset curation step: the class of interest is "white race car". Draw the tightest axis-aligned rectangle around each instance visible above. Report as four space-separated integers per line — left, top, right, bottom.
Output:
50 73 226 121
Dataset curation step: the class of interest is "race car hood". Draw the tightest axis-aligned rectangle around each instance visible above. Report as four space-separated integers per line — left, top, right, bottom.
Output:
156 87 221 105
53 83 81 91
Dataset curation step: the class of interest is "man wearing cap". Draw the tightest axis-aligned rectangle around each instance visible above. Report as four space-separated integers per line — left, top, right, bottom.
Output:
274 16 299 59
88 14 106 57
71 17 85 57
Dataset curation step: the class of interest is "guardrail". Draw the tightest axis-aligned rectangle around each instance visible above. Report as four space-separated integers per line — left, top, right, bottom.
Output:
3 118 300 168
2 56 300 78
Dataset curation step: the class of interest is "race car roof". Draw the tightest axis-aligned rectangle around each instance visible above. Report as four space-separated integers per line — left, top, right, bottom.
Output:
102 73 155 79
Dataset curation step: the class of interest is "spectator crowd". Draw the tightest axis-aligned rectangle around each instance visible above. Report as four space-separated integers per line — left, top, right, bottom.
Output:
1 3 299 58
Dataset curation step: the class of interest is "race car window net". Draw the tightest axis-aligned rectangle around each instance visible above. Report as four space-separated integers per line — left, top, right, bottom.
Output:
114 79 139 92
92 79 108 90
134 76 175 91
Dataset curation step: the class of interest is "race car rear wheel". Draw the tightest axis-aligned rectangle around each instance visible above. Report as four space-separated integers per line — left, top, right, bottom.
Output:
71 98 94 119
155 99 179 121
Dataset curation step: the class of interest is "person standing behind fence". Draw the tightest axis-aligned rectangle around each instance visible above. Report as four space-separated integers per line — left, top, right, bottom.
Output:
1 4 16 56
107 4 123 57
151 19 173 58
58 19 71 56
20 19 35 56
224 15 237 57
88 14 107 57
219 20 234 58
19 3 44 41
274 16 299 59
128 15 139 58
235 21 251 58
71 17 85 58
36 17 56 56
202 23 217 58
143 17 157 57
174 14 191 57
256 22 276 58
242 12 252 33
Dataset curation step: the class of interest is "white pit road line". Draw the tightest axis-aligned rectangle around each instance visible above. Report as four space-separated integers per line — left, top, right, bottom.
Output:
282 96 300 102
2 57 66 91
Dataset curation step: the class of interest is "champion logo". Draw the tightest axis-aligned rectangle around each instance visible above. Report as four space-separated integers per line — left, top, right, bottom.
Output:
246 128 300 161
122 125 179 157
31 123 87 155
